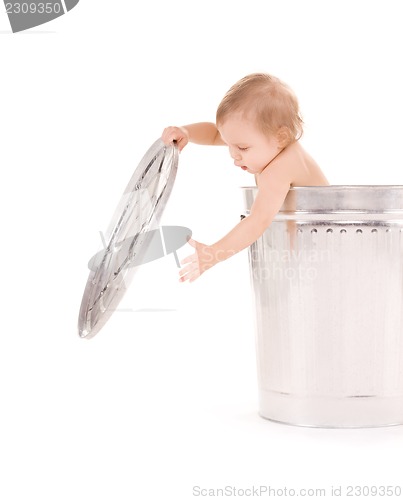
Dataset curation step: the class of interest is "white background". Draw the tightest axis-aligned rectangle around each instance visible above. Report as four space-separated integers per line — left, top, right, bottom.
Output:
1 1 403 499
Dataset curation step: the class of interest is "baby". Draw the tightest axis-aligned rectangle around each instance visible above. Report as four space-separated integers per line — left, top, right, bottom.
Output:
162 73 329 283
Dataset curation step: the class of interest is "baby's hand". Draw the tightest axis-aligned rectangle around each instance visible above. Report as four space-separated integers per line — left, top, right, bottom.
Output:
179 238 216 283
161 126 189 152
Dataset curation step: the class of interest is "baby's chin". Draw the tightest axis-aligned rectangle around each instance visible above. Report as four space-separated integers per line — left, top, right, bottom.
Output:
240 166 261 174
245 167 259 174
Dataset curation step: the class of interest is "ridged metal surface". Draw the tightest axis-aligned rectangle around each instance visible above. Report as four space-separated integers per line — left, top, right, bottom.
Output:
243 186 403 427
78 140 178 339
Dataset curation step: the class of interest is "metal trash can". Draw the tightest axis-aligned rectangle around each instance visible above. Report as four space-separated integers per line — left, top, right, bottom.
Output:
242 185 403 428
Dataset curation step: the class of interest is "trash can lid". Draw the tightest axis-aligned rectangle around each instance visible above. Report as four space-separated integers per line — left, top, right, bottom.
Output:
78 139 179 339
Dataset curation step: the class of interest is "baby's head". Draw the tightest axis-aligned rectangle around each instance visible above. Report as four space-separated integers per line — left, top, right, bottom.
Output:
216 73 303 147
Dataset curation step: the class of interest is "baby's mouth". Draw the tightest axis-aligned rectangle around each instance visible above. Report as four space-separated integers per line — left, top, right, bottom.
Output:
241 166 248 171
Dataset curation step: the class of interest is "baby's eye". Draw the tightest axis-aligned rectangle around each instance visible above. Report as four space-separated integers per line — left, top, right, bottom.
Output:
238 147 249 151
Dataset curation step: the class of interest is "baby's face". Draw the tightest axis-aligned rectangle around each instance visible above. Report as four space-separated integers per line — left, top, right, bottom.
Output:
218 115 281 175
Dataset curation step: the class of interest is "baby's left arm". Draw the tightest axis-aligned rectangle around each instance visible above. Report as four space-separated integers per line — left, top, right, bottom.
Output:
179 166 292 282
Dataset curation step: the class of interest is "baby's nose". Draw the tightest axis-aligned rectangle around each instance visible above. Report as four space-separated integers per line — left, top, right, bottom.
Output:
230 149 241 160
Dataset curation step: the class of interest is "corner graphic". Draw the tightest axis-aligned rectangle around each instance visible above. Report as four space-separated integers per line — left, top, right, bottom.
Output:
4 0 79 33
88 226 192 272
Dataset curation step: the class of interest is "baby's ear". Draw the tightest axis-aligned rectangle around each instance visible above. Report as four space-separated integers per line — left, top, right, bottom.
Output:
276 127 292 148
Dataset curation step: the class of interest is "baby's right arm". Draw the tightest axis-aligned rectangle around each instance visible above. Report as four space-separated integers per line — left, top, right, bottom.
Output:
162 122 225 151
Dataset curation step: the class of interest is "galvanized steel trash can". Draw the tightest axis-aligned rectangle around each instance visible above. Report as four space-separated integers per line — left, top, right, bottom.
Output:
242 186 403 428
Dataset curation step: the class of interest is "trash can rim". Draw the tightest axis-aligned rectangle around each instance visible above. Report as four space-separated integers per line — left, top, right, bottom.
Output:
241 185 403 214
240 184 403 190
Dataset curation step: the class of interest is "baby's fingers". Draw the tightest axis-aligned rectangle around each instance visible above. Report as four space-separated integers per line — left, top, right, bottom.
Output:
162 127 176 142
161 126 189 151
179 261 199 281
179 267 200 283
184 269 201 283
180 253 197 266
179 261 197 276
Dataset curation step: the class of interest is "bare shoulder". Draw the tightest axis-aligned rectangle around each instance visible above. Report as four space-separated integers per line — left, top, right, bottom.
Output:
258 144 297 186
256 156 292 200
262 141 329 187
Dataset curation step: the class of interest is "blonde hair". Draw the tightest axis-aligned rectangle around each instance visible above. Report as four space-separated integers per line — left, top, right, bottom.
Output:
216 73 303 144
